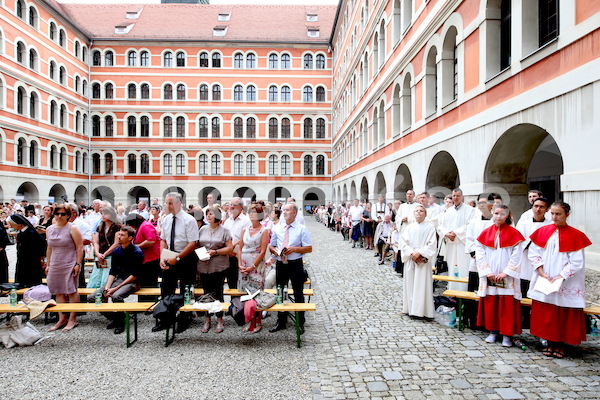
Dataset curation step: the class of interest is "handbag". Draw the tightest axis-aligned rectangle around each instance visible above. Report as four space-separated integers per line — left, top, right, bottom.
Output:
254 291 276 310
227 297 246 326
0 316 42 348
434 238 448 274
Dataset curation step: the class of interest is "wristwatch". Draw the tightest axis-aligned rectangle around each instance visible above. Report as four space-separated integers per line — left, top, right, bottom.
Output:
175 256 181 262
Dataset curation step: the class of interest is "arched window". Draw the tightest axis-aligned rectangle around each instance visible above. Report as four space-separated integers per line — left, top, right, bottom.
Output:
281 155 290 175
425 47 438 116
402 73 412 131
92 115 100 136
105 116 114 136
303 86 313 102
304 118 313 138
29 92 37 118
316 86 326 102
316 118 325 138
140 154 149 174
246 53 256 69
50 101 57 124
268 86 278 102
105 83 114 99
176 51 185 67
379 20 386 67
246 117 256 138
212 117 220 137
212 53 221 68
212 84 221 100
163 116 173 137
92 50 101 66
82 80 87 96
16 87 25 114
128 154 136 174
17 138 25 165
268 154 278 175
281 86 291 102
304 155 313 175
303 54 313 69
59 66 66 85
164 84 173 99
211 154 220 175
128 51 137 66
234 117 243 138
49 22 56 40
198 117 208 137
140 51 150 66
16 0 24 18
49 61 56 79
269 118 278 138
176 84 186 100
75 111 81 132
29 141 37 167
28 48 37 70
92 153 100 174
281 118 291 138
199 84 209 101
128 83 136 99
163 154 172 174
234 53 244 68
83 113 88 134
246 85 256 101
75 151 80 172
75 76 80 92
59 104 66 127
175 154 185 174
234 154 243 175
50 145 57 169
104 51 114 66
163 51 173 67
92 83 101 99
234 85 243 101
75 41 80 57
198 154 208 175
176 116 185 137
316 155 325 175
269 54 278 69
59 148 66 170
58 30 65 48
316 54 325 69
16 42 25 63
281 54 291 69
246 154 256 175
199 52 209 67
127 116 136 137
140 116 149 137
140 83 149 99
441 27 458 105
105 154 113 174
82 152 88 173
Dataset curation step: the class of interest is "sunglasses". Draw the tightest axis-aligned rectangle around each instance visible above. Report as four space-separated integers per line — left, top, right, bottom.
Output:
54 212 68 216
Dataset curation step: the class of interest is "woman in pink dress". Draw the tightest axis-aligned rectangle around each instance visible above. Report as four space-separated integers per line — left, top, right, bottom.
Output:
45 204 84 332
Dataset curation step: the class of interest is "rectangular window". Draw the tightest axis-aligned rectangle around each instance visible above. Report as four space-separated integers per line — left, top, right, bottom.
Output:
539 0 559 47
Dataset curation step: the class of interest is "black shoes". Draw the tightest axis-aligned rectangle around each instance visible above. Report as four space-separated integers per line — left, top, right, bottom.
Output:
299 326 305 335
151 323 167 332
113 326 125 335
269 323 287 333
106 321 117 330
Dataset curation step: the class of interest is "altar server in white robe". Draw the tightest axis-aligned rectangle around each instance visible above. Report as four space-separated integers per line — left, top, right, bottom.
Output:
475 204 525 347
527 201 591 359
437 188 478 290
401 205 437 318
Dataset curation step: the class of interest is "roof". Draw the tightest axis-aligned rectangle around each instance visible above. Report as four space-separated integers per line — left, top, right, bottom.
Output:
53 3 337 43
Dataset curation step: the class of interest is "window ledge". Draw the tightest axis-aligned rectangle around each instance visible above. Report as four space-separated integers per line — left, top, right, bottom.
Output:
442 98 457 111
484 66 511 85
520 37 559 63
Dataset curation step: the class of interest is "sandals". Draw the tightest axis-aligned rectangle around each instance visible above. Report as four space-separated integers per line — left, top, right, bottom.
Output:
252 324 262 334
542 347 553 357
201 320 211 333
215 321 224 333
553 348 565 359
49 322 67 332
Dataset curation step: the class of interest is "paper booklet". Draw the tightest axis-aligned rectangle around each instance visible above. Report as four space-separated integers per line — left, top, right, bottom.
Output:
194 247 211 261
240 288 261 302
160 248 178 260
533 276 564 295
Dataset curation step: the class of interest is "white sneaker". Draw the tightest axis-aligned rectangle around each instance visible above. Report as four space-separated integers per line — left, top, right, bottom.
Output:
502 336 513 347
485 333 497 343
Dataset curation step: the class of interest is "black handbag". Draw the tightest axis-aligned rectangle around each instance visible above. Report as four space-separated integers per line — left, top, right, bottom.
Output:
435 256 448 274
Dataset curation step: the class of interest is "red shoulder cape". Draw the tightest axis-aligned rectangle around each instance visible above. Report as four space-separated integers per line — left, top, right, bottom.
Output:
529 224 592 253
477 224 525 248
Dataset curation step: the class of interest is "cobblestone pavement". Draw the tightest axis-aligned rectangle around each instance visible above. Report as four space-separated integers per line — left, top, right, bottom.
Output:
304 218 600 400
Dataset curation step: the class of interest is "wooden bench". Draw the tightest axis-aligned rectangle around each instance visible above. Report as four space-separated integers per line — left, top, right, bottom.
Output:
432 275 468 284
442 289 600 330
0 302 154 347
171 302 317 348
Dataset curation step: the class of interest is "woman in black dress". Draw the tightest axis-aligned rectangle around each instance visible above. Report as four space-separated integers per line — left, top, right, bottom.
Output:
0 219 10 283
7 214 46 286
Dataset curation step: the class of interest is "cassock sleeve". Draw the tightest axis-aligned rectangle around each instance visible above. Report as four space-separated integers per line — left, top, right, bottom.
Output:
561 250 584 280
475 240 492 277
416 225 438 260
400 228 414 264
502 242 523 278
528 242 544 271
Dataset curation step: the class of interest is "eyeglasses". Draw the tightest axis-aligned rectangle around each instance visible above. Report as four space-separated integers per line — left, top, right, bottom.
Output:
54 212 68 216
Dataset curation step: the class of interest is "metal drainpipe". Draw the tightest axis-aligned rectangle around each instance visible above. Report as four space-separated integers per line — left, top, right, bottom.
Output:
86 39 93 206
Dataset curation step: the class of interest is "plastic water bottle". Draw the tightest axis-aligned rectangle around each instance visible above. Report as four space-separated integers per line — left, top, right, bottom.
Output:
95 290 102 306
448 309 456 328
453 264 459 277
276 285 283 304
591 317 599 337
9 288 17 307
189 285 195 304
283 286 289 302
184 285 191 305
513 338 527 350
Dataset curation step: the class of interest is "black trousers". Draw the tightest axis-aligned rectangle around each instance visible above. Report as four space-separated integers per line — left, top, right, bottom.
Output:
465 270 480 329
160 253 196 298
376 238 388 258
275 258 306 326
226 256 239 290
199 270 226 318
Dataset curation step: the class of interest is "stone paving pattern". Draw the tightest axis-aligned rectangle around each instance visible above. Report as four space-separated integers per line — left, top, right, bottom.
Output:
305 218 600 399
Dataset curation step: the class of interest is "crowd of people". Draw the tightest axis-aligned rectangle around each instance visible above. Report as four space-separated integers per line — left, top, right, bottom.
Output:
0 194 312 336
313 189 592 358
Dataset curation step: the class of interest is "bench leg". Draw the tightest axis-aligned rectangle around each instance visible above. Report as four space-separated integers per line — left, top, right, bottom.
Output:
295 311 301 348
456 299 464 331
126 312 139 348
165 320 175 347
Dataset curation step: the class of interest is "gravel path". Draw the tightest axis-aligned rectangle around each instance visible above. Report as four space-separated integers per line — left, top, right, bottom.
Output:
2 218 600 399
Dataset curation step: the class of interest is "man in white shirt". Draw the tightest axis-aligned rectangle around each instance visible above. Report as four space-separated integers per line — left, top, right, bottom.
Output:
375 214 393 264
373 195 388 223
68 203 92 287
130 200 149 220
437 188 478 290
223 197 251 289
86 199 102 230
348 199 364 248
202 193 216 214
516 189 544 227
268 202 312 333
